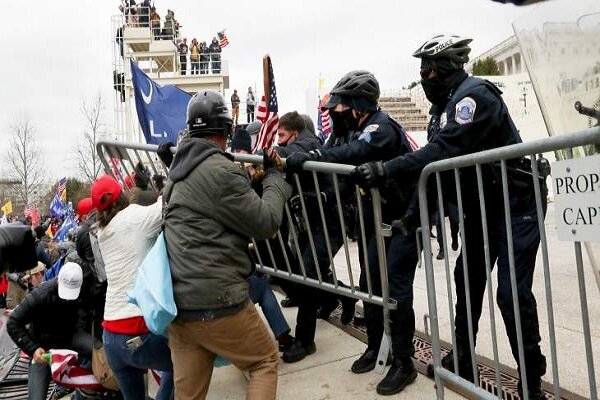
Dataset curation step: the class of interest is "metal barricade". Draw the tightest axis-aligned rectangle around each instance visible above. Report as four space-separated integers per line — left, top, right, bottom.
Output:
97 140 397 374
418 127 600 400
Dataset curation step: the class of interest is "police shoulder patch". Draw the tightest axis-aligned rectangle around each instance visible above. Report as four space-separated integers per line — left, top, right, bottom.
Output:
358 124 379 143
455 97 476 125
363 124 379 134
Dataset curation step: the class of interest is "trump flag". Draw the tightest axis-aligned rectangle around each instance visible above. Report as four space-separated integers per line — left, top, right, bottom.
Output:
130 60 191 145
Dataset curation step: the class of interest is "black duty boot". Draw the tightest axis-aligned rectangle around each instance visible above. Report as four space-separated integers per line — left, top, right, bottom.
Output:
317 298 339 320
428 349 476 383
518 379 547 400
451 237 459 251
280 297 298 308
351 348 391 374
376 358 417 396
436 248 444 260
282 340 316 363
340 297 358 325
518 354 547 399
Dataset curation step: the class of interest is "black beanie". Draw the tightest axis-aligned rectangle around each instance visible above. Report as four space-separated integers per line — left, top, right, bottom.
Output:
231 129 252 153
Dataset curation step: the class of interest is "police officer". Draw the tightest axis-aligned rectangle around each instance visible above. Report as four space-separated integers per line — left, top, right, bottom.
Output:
354 35 548 399
286 70 419 395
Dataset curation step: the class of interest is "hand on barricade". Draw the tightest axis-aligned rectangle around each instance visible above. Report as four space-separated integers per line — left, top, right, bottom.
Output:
157 141 175 167
263 149 284 173
351 161 387 188
284 150 320 174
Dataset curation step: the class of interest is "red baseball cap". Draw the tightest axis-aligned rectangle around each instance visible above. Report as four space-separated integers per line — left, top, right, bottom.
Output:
91 175 123 211
77 197 94 217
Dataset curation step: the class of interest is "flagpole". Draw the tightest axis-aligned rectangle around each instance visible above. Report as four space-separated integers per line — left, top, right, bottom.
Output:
262 55 270 101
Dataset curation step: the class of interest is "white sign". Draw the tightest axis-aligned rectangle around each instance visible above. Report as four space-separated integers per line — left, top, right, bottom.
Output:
552 155 600 242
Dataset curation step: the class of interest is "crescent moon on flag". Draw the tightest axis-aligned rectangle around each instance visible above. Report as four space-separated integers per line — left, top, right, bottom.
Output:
142 78 153 104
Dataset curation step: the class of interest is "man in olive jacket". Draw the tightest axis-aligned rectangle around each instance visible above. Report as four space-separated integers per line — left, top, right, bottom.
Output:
163 90 292 400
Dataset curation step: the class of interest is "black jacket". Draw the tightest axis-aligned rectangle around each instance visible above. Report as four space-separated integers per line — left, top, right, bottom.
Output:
7 279 90 356
384 76 523 211
322 111 414 221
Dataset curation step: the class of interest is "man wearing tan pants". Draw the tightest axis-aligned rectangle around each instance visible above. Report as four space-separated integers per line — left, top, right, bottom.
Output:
161 90 292 399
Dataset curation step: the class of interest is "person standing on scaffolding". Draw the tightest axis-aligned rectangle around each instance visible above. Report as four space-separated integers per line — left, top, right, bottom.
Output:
354 34 548 400
286 70 420 396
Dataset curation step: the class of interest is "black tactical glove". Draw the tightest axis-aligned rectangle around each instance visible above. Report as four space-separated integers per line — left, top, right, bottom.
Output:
285 150 321 174
352 161 387 188
157 141 175 167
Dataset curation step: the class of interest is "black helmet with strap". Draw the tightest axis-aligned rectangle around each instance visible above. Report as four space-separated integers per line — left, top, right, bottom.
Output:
323 70 380 112
186 90 232 137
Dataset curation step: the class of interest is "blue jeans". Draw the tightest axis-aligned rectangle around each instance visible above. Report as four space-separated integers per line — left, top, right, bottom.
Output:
103 330 174 400
249 275 290 338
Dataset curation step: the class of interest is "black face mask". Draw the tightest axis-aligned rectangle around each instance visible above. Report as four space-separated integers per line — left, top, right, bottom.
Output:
421 77 452 106
330 109 359 137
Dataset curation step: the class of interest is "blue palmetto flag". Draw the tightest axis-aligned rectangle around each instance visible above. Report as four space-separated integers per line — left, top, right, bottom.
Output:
130 60 191 145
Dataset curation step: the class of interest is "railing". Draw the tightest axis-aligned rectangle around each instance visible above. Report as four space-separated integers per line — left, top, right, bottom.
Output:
96 140 397 375
418 127 600 400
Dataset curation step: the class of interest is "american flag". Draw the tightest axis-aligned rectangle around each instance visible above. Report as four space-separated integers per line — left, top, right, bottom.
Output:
24 204 35 217
317 106 332 143
252 56 279 156
56 177 67 201
218 30 229 48
404 131 420 151
24 204 40 227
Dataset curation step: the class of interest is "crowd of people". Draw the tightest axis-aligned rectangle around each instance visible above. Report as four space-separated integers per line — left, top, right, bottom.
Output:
0 33 551 400
119 1 181 41
177 37 222 75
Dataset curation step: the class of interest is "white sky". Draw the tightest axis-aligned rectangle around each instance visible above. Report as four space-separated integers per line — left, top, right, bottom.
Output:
0 0 536 180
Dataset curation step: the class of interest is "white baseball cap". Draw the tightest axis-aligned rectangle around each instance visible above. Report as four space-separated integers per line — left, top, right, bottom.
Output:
58 262 83 300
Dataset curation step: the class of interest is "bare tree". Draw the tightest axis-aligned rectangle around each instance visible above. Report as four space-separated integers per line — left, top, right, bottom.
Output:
7 117 44 206
77 94 106 183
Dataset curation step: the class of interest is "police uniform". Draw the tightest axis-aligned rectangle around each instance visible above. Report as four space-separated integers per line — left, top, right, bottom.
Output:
322 111 420 360
385 76 548 377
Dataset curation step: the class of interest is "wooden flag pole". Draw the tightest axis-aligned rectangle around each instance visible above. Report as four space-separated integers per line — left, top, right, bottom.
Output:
262 55 270 101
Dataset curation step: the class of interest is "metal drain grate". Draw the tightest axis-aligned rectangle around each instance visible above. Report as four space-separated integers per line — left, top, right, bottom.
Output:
323 305 584 400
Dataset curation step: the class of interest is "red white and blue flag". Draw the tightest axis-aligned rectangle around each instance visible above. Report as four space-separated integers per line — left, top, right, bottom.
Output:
24 204 40 227
317 107 332 143
405 131 420 151
218 30 229 48
252 56 279 157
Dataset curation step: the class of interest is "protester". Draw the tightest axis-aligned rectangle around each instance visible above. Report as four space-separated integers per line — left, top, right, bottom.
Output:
163 90 291 400
231 89 241 126
7 263 93 400
178 38 188 76
150 7 161 39
199 41 210 75
209 37 221 74
92 174 173 400
190 38 200 75
230 128 295 352
246 87 256 123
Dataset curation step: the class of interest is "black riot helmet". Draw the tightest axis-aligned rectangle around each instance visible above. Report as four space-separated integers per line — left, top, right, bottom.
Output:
322 70 380 112
186 90 232 137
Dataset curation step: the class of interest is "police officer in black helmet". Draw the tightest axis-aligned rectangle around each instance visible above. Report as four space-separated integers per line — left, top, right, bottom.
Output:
354 35 548 399
287 71 420 396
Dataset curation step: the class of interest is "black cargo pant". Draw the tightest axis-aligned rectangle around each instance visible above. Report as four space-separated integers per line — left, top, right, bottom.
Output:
453 187 547 377
293 223 345 344
359 226 419 359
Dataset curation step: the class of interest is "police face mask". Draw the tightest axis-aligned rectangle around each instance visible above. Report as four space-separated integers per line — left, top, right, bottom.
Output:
420 58 467 106
330 109 359 136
